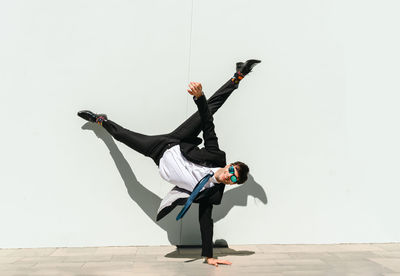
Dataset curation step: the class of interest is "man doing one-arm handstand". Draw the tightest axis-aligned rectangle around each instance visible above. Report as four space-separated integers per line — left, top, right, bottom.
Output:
77 59 261 266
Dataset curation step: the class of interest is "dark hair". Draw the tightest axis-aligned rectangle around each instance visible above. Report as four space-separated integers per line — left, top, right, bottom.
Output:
232 161 249 184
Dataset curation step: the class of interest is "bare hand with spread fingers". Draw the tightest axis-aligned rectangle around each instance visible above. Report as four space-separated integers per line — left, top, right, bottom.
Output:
206 257 232 267
187 82 203 99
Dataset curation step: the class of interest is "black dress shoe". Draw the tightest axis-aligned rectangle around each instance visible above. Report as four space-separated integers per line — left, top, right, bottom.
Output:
236 62 244 72
238 59 261 75
77 110 108 123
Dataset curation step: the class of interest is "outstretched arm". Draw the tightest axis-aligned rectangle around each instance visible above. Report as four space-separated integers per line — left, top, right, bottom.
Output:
187 82 220 152
199 202 232 267
189 84 231 266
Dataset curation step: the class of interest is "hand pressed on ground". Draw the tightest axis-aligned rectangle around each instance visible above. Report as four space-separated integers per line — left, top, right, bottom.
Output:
205 257 232 267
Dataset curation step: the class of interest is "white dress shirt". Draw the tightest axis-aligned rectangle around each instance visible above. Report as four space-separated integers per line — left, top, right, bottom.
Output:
159 145 219 192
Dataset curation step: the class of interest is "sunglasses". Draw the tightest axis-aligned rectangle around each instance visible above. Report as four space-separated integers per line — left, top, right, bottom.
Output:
229 165 238 183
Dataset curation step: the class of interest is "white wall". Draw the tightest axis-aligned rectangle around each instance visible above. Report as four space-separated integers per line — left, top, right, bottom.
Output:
1 0 399 248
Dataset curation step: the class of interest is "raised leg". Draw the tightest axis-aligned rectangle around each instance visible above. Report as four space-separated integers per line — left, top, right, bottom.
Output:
100 78 237 164
102 120 177 163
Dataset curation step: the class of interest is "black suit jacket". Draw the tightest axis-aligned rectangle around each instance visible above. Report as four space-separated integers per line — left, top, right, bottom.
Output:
156 94 226 258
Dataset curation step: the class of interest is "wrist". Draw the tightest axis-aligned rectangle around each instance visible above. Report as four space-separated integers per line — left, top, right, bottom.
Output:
194 92 204 100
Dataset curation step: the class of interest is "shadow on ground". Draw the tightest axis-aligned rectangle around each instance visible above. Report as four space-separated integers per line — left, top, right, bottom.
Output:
165 239 255 261
82 123 267 253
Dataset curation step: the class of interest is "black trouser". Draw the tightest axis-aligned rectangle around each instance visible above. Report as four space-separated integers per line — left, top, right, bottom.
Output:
102 78 239 165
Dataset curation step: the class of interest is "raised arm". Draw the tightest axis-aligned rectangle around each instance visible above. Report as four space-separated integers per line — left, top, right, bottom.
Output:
187 82 220 152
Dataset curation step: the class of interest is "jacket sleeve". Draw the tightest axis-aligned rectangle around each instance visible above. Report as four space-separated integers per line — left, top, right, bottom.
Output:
199 202 214 258
194 94 220 152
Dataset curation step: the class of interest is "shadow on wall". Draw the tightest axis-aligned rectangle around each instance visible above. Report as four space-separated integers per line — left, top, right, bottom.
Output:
82 123 268 248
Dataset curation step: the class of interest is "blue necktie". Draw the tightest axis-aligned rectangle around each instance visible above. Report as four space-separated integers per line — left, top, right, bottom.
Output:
176 172 214 221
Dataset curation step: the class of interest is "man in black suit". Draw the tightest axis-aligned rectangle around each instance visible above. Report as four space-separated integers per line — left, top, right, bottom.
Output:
78 59 260 266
